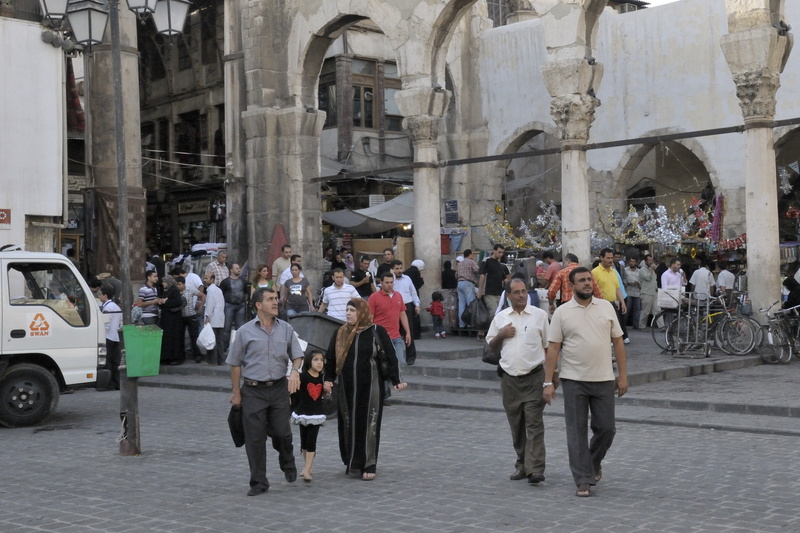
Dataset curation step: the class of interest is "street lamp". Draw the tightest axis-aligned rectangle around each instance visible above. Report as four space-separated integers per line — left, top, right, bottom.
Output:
41 0 189 457
125 0 157 15
65 0 109 46
152 0 191 35
38 0 71 24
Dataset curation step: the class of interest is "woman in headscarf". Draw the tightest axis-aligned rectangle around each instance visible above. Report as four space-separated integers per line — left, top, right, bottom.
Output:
323 299 407 480
159 274 185 365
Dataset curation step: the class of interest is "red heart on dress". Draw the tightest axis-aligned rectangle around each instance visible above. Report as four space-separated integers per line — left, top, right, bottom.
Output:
307 383 323 401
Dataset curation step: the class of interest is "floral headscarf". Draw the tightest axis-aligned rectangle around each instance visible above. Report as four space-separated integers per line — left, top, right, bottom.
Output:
334 298 374 375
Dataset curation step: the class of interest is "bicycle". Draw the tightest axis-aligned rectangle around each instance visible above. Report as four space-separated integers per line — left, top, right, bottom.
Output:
757 302 800 364
653 293 757 355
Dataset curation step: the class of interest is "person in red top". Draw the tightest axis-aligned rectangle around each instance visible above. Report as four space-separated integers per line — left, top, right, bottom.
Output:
540 251 562 289
547 253 602 314
425 291 446 338
368 272 412 366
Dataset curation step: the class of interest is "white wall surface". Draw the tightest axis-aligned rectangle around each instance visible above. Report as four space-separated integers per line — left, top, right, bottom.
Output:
478 0 800 199
0 18 64 244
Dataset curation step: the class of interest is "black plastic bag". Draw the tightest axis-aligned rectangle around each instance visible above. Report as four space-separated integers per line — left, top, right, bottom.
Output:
227 405 245 447
462 298 491 330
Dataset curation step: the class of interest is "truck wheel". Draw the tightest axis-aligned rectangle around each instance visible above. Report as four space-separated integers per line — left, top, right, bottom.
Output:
0 364 60 428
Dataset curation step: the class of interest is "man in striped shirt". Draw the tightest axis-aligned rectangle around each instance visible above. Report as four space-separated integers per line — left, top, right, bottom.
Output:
318 268 359 321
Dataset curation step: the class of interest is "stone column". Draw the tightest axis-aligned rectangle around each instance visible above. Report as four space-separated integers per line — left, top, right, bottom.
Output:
396 88 450 307
223 0 247 263
542 59 602 267
85 7 144 285
242 106 326 285
721 17 793 312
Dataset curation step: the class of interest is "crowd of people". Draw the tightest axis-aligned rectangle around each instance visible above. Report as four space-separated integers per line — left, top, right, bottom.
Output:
85 240 749 498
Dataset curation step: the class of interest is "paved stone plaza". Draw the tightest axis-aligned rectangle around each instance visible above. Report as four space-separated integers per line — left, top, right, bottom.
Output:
3 364 800 533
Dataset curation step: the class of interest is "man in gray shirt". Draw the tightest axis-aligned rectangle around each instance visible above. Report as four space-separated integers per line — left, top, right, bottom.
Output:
227 287 303 496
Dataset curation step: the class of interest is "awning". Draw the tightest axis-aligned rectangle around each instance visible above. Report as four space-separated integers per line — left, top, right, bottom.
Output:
322 192 414 234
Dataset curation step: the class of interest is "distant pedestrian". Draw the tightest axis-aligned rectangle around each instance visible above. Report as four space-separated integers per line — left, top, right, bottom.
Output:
638 255 660 329
99 285 121 391
426 291 446 338
226 287 303 496
350 256 375 299
291 350 327 482
544 266 628 498
623 257 641 329
477 244 511 340
441 260 457 290
456 249 480 328
203 272 225 365
176 276 203 364
318 269 359 321
369 272 412 367
158 275 184 365
205 252 229 286
220 263 248 352
137 270 160 325
271 244 292 283
281 263 314 316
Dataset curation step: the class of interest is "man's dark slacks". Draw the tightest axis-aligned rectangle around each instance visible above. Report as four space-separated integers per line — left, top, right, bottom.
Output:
241 380 296 489
500 366 546 477
561 378 616 487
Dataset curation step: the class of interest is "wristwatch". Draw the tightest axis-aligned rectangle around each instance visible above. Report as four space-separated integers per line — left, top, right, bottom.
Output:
543 382 553 388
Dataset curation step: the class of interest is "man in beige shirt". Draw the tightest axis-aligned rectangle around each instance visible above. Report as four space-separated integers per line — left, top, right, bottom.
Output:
543 266 628 498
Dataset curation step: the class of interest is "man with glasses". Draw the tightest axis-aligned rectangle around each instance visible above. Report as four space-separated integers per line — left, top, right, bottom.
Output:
486 278 550 485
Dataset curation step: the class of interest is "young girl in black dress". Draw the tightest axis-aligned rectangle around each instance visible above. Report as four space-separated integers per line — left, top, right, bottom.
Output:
291 350 326 482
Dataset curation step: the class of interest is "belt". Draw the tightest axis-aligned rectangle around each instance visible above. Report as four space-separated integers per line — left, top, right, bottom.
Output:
458 279 476 284
243 377 286 387
504 364 543 378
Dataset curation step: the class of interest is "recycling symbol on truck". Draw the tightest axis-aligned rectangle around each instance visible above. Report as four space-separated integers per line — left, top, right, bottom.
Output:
29 313 50 336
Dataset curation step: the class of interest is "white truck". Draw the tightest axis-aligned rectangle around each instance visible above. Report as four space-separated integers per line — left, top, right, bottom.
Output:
0 248 109 427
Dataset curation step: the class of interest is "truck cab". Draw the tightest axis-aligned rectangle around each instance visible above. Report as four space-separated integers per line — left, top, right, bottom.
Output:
0 248 109 427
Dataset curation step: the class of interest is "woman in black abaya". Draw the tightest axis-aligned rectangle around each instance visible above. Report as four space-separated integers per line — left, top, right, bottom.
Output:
323 298 407 480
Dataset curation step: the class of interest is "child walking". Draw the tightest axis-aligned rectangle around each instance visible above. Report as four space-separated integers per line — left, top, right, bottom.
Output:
291 350 327 482
426 291 446 338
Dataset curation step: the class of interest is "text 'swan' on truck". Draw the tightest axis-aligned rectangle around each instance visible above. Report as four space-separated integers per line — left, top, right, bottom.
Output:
0 249 109 427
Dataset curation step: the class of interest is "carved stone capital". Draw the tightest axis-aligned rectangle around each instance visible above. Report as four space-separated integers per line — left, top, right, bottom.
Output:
549 94 600 145
403 115 440 144
732 69 780 121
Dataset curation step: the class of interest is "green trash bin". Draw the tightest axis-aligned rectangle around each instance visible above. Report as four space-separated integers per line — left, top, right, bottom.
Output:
122 325 163 377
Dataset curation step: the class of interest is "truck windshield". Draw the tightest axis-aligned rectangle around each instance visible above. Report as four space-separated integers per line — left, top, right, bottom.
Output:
7 263 91 327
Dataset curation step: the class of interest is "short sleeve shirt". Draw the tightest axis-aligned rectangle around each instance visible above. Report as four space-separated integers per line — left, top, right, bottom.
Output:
480 258 509 296
284 277 311 312
486 305 549 376
548 297 622 382
591 265 620 302
226 318 303 381
322 283 360 321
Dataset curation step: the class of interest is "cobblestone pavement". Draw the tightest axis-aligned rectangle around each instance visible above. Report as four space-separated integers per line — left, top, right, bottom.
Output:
3 384 800 532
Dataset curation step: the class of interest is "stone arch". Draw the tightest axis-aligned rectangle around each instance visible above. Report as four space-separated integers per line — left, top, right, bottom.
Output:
429 0 480 86
493 122 561 226
610 132 719 214
299 15 368 107
773 125 800 241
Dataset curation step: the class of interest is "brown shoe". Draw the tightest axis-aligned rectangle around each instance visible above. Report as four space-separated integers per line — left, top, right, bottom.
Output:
509 468 527 481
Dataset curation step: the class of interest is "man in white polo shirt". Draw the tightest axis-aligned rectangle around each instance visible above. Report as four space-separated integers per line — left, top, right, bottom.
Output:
318 268 359 321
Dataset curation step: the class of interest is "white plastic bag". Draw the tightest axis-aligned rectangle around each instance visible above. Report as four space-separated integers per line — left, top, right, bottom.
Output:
197 323 216 350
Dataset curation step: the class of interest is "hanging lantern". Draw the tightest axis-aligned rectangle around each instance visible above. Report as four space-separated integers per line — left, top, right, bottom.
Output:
66 0 109 46
126 0 158 15
152 0 191 36
39 0 71 23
